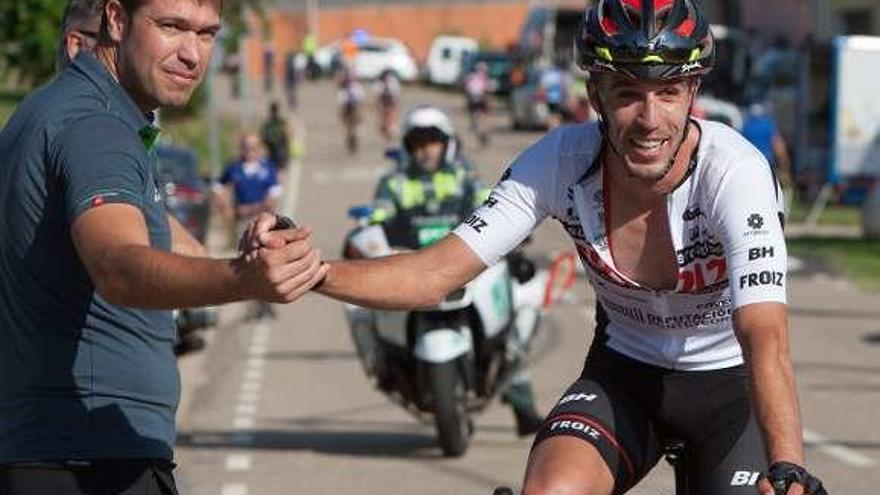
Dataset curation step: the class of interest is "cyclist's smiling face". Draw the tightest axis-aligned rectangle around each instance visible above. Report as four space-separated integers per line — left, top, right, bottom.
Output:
593 74 698 181
108 0 221 110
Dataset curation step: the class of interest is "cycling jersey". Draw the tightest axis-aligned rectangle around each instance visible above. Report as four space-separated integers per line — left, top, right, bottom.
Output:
452 120 787 371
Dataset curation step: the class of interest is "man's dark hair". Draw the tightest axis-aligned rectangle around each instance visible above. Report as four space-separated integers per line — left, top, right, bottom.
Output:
57 0 105 71
62 0 105 32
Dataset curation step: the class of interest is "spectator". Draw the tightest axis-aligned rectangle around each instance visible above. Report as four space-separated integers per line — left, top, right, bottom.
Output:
260 101 291 171
742 102 793 189
284 49 299 110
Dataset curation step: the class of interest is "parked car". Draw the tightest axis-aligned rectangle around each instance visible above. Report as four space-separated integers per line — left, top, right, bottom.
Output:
460 51 515 95
297 37 419 82
155 143 218 355
354 37 419 81
426 35 478 86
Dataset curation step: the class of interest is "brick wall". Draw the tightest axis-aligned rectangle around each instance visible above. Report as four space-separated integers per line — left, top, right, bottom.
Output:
242 2 532 77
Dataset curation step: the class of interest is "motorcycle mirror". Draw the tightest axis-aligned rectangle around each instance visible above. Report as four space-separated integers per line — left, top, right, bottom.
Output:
384 148 402 162
348 205 374 220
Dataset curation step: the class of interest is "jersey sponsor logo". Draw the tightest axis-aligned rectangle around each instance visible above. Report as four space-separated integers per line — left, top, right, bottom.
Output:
548 419 602 440
676 240 724 266
463 213 489 233
498 167 512 183
558 392 599 406
678 257 727 293
747 213 764 230
682 206 705 221
739 270 784 289
730 471 761 486
748 246 775 261
483 196 499 208
600 296 733 329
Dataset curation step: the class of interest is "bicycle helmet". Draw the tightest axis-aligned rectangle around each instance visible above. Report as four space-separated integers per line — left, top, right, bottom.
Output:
576 0 715 80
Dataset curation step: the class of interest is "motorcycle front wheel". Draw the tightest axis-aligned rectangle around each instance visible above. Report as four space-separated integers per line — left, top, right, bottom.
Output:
428 360 471 457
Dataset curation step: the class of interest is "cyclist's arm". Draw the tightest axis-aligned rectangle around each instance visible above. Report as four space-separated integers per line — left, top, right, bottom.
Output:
734 302 804 465
711 149 803 466
309 132 561 310
316 235 486 309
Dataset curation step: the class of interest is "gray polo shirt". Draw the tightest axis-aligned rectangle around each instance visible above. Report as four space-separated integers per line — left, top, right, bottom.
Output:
0 53 177 463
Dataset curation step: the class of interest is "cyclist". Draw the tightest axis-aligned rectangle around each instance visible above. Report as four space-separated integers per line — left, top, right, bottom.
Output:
338 68 365 154
463 61 491 146
252 0 826 493
376 70 402 142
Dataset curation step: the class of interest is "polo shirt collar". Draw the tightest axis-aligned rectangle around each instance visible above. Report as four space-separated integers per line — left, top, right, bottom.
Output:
71 53 161 151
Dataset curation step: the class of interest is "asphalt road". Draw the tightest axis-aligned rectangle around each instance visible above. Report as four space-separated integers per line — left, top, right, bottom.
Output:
173 80 879 495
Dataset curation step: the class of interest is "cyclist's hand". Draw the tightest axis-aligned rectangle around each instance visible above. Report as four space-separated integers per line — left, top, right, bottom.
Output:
758 478 804 495
758 462 827 495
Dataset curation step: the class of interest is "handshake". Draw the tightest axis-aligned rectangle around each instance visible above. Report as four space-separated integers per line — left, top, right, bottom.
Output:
234 213 329 304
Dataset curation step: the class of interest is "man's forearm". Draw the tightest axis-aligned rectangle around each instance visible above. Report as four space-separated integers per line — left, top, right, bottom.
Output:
316 254 446 310
747 349 805 465
97 245 244 309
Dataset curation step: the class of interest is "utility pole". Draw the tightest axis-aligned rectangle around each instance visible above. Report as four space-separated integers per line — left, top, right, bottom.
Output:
307 0 319 40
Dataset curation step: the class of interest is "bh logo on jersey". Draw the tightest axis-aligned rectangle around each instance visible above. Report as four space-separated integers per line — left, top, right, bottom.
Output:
730 470 761 487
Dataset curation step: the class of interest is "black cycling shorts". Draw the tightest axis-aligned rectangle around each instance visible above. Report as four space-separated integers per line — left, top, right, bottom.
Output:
533 344 766 495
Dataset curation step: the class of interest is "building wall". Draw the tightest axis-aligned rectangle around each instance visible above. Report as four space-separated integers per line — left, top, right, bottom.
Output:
242 2 534 77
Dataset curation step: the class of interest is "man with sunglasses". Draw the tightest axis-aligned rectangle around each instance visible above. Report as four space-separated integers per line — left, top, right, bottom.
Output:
57 0 103 72
249 1 828 493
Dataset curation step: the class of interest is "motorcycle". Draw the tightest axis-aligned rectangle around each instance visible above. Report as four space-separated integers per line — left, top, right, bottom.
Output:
342 206 549 457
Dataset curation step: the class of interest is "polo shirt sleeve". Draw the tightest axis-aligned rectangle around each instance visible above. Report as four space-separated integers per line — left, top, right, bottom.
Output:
54 114 149 222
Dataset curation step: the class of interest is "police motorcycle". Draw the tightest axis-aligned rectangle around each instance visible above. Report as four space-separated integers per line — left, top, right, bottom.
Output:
343 107 549 457
342 204 548 457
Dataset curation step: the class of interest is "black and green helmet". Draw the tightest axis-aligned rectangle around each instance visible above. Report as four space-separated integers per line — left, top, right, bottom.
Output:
576 0 715 80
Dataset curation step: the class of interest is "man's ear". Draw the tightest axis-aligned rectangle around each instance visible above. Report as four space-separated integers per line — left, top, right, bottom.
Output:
65 32 86 62
103 0 129 43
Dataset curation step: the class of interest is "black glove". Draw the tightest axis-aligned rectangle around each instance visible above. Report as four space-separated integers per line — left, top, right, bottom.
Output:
764 461 827 495
272 214 297 231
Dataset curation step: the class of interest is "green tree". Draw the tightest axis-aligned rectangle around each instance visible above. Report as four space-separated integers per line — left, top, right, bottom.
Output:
0 0 67 86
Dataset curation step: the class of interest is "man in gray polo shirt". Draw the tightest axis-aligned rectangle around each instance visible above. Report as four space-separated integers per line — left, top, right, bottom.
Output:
0 0 327 493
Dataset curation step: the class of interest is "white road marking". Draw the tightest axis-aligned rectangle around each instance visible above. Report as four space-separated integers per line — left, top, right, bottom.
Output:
225 454 252 472
803 428 877 468
244 368 264 381
233 416 255 429
245 357 265 370
240 380 261 394
248 344 267 356
221 483 249 495
237 389 261 403
235 402 257 416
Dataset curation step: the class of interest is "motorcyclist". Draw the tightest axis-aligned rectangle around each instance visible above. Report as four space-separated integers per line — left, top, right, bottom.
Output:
367 105 544 435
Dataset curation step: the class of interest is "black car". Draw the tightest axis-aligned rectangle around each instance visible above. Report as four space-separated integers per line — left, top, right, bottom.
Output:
460 51 515 96
156 144 218 355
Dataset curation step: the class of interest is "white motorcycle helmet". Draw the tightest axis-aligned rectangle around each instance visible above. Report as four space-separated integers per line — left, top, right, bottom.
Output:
401 106 458 166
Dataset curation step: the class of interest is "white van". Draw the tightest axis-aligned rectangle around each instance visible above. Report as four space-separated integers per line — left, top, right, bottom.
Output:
426 35 479 86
